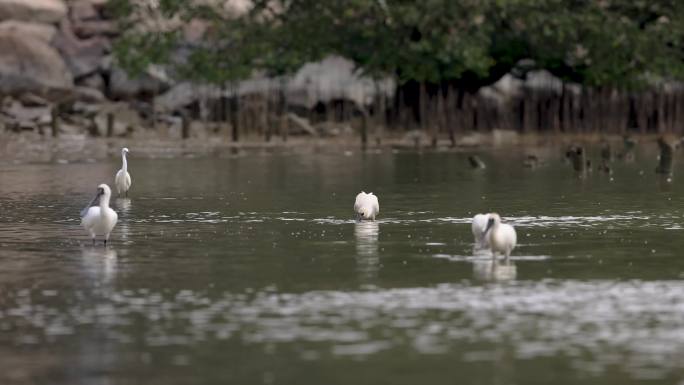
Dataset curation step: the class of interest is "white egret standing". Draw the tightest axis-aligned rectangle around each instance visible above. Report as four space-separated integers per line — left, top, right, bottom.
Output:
471 213 490 249
485 213 517 263
115 147 132 197
354 192 380 221
81 184 118 246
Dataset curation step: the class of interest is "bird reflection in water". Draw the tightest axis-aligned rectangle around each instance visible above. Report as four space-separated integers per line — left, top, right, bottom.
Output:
354 221 379 282
472 260 517 282
115 198 132 241
81 247 118 284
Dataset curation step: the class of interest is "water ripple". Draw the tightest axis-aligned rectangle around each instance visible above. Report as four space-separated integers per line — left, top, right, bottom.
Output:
2 281 684 379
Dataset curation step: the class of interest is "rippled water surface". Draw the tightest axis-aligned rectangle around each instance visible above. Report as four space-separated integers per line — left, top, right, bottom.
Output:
2 147 684 384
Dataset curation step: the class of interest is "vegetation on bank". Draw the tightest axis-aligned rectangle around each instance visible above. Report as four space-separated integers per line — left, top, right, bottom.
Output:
106 0 684 141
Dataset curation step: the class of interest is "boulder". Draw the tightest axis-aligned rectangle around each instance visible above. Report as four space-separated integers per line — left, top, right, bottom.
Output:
287 55 395 109
75 72 105 92
286 112 317 136
154 82 221 112
0 30 73 96
0 0 67 24
73 19 117 38
401 130 431 147
109 66 171 99
315 121 351 137
3 100 51 124
52 18 110 78
524 70 564 94
72 86 105 103
18 93 49 107
69 0 98 21
93 102 142 136
70 101 101 117
0 20 56 43
81 0 107 9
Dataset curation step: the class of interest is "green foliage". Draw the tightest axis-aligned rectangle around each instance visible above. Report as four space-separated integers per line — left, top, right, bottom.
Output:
112 31 178 77
108 0 684 89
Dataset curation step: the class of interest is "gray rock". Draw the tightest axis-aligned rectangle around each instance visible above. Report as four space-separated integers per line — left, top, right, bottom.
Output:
155 55 394 112
71 101 101 117
18 93 49 107
75 72 104 92
3 100 51 123
52 18 110 78
0 0 67 24
73 86 105 103
401 130 431 147
93 102 142 136
0 30 73 96
109 66 171 99
69 0 98 21
98 54 112 72
0 20 56 43
73 20 117 38
154 82 220 112
287 55 395 109
286 112 317 136
78 0 107 8
315 121 351 137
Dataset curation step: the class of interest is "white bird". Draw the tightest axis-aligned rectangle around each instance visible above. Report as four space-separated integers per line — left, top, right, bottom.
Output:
115 147 132 197
354 191 379 220
81 184 118 246
471 213 490 249
485 213 517 262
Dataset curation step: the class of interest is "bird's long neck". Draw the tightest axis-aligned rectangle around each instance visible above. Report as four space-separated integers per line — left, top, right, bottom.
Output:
121 152 128 172
100 192 111 209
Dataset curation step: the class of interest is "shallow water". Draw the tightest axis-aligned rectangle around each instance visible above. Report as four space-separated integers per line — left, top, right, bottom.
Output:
2 147 684 384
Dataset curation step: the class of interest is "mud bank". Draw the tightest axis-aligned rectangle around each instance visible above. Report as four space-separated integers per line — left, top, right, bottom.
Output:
0 129 667 166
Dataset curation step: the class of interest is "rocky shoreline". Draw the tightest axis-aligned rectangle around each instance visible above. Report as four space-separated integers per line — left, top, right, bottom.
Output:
0 0 175 139
0 1 385 142
2 0 683 154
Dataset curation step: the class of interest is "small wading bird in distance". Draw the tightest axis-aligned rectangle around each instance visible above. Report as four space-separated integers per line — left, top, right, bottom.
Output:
468 155 486 169
354 192 379 221
115 147 132 197
81 184 118 246
484 213 517 263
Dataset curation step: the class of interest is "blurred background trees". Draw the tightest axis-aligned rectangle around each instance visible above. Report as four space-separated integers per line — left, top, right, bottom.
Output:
110 0 683 87
106 0 684 139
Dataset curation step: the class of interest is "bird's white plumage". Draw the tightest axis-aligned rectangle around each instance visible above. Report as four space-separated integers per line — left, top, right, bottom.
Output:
485 213 517 261
354 191 379 220
81 184 118 244
471 213 489 248
115 147 131 196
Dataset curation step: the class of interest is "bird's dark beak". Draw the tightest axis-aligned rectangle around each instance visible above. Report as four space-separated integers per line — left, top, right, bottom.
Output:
80 189 103 217
485 217 495 233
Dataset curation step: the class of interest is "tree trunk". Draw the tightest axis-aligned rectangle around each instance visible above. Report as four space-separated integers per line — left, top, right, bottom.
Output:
229 83 239 142
51 105 59 137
